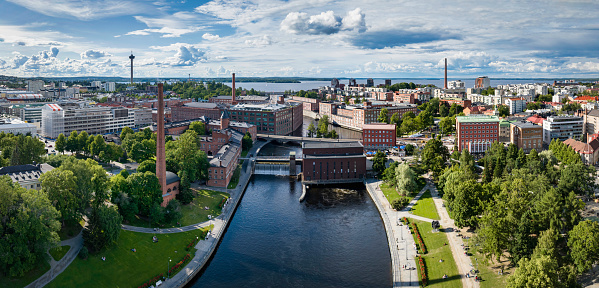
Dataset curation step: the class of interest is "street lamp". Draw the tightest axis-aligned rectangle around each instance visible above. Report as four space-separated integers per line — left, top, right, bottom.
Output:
168 258 171 279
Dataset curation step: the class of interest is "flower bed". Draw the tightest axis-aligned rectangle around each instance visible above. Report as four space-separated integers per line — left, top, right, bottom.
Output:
412 222 427 254
185 237 199 251
168 254 191 276
218 197 227 209
402 217 410 225
418 256 427 286
137 273 163 288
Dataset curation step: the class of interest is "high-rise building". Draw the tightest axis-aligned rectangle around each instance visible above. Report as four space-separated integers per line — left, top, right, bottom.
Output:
26 80 44 93
366 78 374 87
475 76 491 89
385 79 392 86
331 78 340 88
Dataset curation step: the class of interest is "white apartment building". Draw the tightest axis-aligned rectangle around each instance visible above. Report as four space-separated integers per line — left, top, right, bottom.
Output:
0 119 37 135
448 80 465 89
102 82 116 92
91 81 102 88
542 115 584 144
506 97 526 114
469 94 506 106
41 104 152 138
26 80 44 93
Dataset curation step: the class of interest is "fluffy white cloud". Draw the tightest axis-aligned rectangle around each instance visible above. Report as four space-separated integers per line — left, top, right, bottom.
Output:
341 8 366 32
281 8 366 35
245 35 272 47
80 49 110 59
124 12 205 38
169 45 207 66
202 33 220 40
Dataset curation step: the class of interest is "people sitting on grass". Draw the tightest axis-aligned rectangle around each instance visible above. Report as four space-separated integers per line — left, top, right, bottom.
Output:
153 236 158 243
102 256 106 261
443 274 448 279
131 248 136 252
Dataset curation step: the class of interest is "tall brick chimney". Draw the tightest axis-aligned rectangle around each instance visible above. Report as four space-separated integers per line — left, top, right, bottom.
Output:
444 58 448 89
156 83 167 196
232 73 236 104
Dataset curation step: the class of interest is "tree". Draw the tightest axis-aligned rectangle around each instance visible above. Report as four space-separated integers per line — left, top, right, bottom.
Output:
317 115 330 138
400 118 417 136
452 179 483 228
0 176 60 277
60 158 110 210
497 105 509 117
242 132 253 151
89 135 106 159
448 103 463 117
439 116 455 135
372 151 387 176
189 121 206 135
83 205 123 253
137 159 156 174
439 104 449 117
77 131 89 155
390 112 401 126
127 171 163 215
382 161 399 185
164 199 182 223
405 144 415 156
507 255 562 288
395 163 416 196
55 133 67 154
40 169 79 223
420 138 449 177
307 123 316 137
120 126 134 141
66 130 79 153
558 162 595 196
568 220 599 274
378 108 389 123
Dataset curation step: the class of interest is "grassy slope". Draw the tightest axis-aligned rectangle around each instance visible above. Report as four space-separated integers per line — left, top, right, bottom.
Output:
49 245 71 261
126 189 229 228
411 219 461 288
227 164 242 189
411 190 440 220
0 261 50 288
47 228 210 288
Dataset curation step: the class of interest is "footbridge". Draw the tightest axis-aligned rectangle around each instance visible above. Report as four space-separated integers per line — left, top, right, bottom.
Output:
256 133 360 144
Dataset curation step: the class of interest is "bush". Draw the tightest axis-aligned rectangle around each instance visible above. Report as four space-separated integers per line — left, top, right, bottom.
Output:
176 188 194 205
391 196 410 210
78 246 89 259
165 199 182 223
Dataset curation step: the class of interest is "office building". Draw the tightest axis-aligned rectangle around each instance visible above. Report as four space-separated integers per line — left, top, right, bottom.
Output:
510 121 543 153
542 115 583 144
228 102 302 135
0 163 55 190
455 115 500 153
362 123 396 150
475 77 491 89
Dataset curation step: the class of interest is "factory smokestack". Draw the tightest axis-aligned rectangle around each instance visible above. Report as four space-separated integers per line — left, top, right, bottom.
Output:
232 73 236 104
156 83 166 198
444 58 448 89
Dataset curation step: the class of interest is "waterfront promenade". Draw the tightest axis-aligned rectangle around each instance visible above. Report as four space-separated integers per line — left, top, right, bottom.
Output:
366 176 480 288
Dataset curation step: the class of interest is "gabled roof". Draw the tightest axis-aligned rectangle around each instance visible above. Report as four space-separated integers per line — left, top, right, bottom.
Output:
563 138 599 154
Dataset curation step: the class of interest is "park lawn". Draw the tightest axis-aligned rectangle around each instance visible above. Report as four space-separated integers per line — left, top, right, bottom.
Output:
0 261 50 288
50 245 71 261
179 189 230 226
463 238 509 288
380 183 415 208
411 190 440 220
46 227 211 288
126 189 229 228
410 219 461 288
58 219 84 241
227 164 242 189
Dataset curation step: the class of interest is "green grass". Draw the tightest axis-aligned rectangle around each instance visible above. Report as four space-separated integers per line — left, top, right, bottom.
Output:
410 219 461 288
57 219 84 241
46 227 211 288
241 150 248 157
227 164 242 189
49 245 71 261
411 190 440 220
126 190 229 228
380 183 402 204
463 238 509 288
0 261 50 288
179 189 230 226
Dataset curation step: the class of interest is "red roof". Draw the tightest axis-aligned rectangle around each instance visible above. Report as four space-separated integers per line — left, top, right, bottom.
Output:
526 115 545 125
563 138 599 154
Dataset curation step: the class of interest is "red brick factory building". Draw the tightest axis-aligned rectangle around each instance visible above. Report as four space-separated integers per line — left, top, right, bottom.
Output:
302 142 366 183
362 123 396 150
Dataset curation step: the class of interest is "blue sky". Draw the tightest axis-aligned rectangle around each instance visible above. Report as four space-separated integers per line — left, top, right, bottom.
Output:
0 0 598 78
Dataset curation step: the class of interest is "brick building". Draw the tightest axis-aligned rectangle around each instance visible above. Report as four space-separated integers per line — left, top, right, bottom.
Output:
170 102 224 122
455 115 500 153
563 138 599 165
207 132 242 188
362 123 396 150
228 102 302 135
318 101 417 131
440 98 472 108
288 96 321 112
510 121 543 153
302 142 366 183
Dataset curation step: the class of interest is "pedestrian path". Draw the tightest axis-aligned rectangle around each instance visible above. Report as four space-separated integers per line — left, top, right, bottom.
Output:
25 232 84 288
428 179 479 288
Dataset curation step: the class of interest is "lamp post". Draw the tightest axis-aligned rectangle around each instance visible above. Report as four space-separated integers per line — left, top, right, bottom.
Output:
168 258 171 279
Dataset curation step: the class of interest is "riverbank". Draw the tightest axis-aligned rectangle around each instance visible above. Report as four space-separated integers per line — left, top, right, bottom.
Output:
364 179 419 287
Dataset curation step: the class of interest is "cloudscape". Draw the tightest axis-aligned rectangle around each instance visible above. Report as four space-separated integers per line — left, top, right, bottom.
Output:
1 0 598 78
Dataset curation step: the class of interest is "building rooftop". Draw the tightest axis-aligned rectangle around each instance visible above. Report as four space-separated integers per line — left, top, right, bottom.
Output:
209 143 240 168
587 109 599 118
362 123 396 130
165 171 180 185
230 103 291 111
511 121 541 129
0 163 54 183
183 102 219 109
455 115 500 123
564 138 599 154
302 141 363 149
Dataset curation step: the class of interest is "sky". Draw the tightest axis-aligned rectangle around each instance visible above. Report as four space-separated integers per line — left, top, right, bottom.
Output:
0 0 599 79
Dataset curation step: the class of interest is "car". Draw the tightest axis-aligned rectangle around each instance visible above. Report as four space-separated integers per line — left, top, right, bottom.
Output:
48 145 53 147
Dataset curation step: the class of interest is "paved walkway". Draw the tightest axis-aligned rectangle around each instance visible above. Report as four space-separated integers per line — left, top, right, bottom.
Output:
365 179 423 287
428 179 479 288
25 232 84 288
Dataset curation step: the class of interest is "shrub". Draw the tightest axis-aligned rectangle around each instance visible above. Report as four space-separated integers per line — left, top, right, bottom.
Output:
137 273 164 288
78 246 88 259
391 196 410 210
412 223 427 254
418 256 427 286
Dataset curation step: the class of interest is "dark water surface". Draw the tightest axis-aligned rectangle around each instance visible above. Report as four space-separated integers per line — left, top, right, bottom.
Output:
187 175 391 288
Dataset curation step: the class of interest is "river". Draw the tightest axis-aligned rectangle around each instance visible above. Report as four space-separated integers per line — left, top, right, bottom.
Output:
187 144 391 288
302 116 363 140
